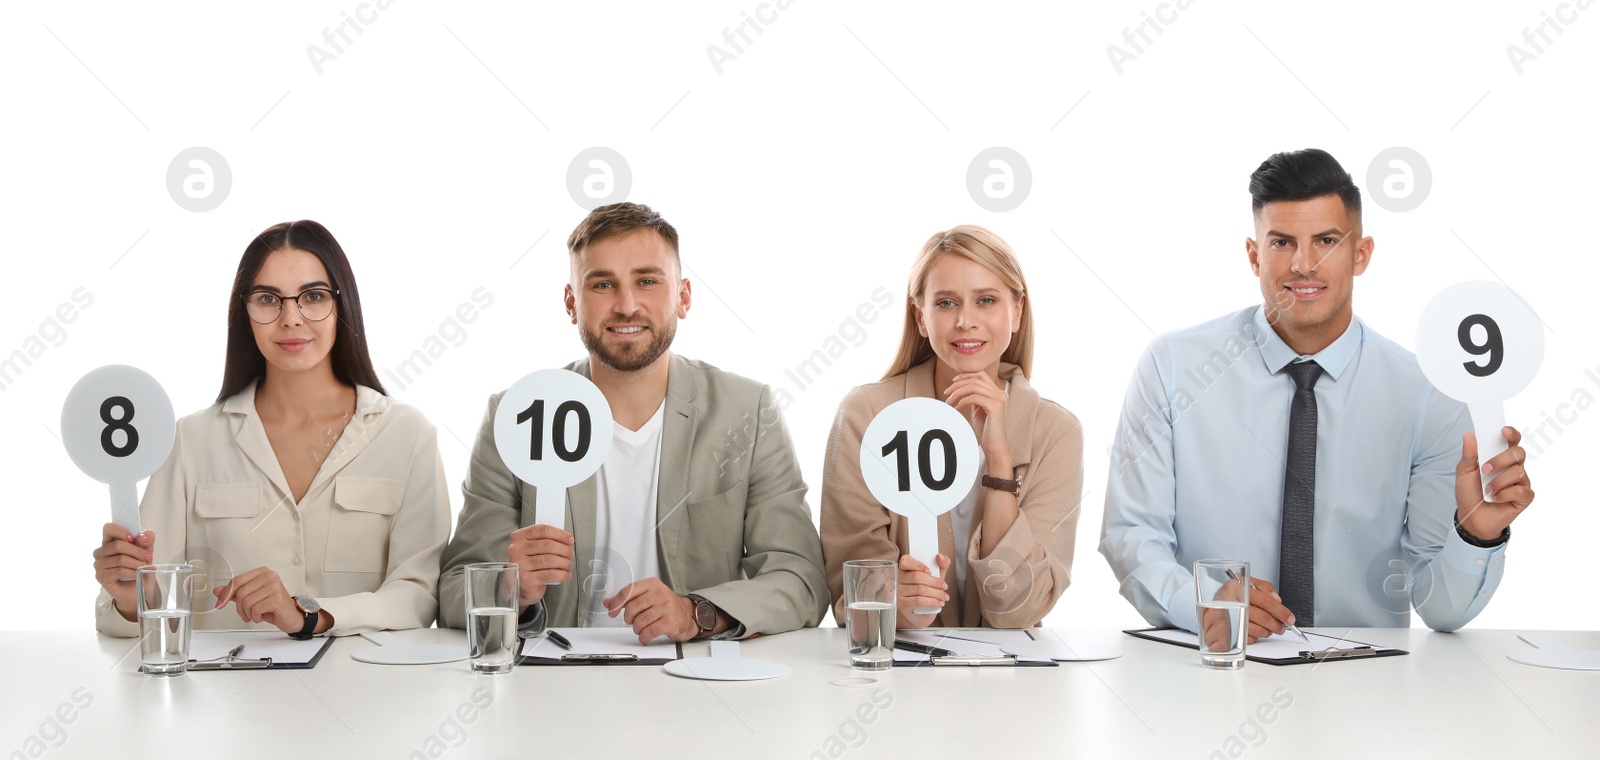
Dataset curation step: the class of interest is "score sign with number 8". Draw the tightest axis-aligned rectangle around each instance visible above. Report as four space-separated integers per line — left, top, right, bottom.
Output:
493 369 614 549
859 398 981 615
61 365 176 533
1416 281 1544 495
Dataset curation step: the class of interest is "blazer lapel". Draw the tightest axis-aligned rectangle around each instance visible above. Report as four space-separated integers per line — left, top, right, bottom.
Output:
912 361 1036 626
655 354 697 591
999 364 1037 470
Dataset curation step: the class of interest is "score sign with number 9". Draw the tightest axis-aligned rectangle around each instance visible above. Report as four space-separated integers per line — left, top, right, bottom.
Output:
61 365 176 533
1416 281 1544 493
493 369 614 532
1417 281 1542 404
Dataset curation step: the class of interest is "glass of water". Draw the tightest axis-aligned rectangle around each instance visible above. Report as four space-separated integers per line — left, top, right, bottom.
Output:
137 563 196 677
464 562 519 674
843 559 896 670
1195 559 1250 670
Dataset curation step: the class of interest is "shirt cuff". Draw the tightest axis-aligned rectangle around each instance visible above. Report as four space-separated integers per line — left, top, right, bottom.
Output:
515 600 547 638
709 623 746 641
1164 585 1201 634
95 594 140 638
1439 525 1508 575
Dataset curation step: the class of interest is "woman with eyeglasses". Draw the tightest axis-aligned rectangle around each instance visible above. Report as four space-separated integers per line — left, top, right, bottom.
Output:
92 221 450 639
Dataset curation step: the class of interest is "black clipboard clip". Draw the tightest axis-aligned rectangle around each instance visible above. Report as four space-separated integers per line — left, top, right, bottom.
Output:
1299 646 1378 661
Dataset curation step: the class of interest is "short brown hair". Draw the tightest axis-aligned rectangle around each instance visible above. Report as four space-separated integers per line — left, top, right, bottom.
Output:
566 202 679 257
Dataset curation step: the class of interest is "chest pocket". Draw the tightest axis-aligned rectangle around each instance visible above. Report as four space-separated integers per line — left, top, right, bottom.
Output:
195 483 263 518
193 483 264 574
326 477 405 573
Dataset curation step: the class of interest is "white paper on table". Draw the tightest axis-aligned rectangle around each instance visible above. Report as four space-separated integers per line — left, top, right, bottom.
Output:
1139 628 1384 660
520 627 680 660
189 630 330 665
893 629 1050 663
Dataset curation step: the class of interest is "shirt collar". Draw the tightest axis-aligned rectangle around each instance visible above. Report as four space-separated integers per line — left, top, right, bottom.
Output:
1251 304 1362 382
222 380 389 418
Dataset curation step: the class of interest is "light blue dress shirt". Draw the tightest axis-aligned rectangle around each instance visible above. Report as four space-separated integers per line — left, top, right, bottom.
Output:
1100 305 1507 633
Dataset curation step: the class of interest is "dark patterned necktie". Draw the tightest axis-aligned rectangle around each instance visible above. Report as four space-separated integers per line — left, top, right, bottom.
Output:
1278 360 1324 626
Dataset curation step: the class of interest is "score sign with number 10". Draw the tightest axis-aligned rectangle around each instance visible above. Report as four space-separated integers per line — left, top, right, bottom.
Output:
859 397 981 615
493 369 614 542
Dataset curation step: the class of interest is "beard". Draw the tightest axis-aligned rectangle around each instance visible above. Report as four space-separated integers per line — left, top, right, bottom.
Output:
580 317 677 372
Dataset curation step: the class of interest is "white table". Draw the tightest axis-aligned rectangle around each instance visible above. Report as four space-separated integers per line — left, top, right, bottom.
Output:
2 628 1596 759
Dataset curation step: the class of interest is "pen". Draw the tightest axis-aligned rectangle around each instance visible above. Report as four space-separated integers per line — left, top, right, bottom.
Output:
224 644 245 662
1224 569 1309 643
545 631 573 650
894 639 957 658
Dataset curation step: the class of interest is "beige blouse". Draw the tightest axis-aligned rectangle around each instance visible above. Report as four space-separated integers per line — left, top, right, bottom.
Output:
95 382 449 637
821 360 1084 628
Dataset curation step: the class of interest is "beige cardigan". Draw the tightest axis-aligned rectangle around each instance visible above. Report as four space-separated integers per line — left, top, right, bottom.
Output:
821 360 1083 628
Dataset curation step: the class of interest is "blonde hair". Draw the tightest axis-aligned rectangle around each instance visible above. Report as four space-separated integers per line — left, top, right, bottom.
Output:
883 225 1033 380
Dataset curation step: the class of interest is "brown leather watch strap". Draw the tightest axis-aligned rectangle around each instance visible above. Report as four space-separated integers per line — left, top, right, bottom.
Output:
981 474 1021 496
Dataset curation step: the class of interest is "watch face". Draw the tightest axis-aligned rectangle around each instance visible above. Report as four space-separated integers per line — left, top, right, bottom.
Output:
693 599 715 629
297 596 321 613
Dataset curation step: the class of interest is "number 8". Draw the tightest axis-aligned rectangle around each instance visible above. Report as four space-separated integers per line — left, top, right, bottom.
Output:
100 396 139 458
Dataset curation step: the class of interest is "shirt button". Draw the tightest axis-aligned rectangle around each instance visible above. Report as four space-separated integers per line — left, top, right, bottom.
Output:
1474 558 1484 566
292 512 300 522
292 556 300 566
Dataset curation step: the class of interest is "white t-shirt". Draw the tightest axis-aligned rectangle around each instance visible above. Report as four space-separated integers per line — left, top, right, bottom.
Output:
950 381 1009 594
583 402 666 627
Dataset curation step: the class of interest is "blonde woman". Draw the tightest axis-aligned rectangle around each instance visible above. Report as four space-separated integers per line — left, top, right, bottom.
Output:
821 225 1083 629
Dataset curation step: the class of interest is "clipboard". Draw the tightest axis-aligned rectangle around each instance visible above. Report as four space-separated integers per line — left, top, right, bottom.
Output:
140 632 335 672
517 628 683 666
892 629 1059 668
1124 627 1408 666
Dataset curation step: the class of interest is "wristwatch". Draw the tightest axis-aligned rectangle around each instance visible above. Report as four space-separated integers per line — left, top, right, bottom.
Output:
687 594 717 639
981 474 1022 496
290 596 321 640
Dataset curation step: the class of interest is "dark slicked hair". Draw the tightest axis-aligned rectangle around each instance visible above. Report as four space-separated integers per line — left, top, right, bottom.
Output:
218 220 386 401
1249 148 1362 217
566 202 679 258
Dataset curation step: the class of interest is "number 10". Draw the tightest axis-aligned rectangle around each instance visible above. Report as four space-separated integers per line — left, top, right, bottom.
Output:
515 399 591 462
881 430 957 492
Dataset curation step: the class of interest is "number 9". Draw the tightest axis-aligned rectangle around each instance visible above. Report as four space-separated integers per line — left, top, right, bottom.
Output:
1457 314 1503 377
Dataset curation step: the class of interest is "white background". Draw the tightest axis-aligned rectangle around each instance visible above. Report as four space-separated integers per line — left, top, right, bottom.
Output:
1 1 1594 635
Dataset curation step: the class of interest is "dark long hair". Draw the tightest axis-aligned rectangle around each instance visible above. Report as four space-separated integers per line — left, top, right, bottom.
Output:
217 220 387 401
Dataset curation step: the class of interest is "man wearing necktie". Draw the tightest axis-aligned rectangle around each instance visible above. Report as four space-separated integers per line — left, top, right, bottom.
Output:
1099 148 1535 642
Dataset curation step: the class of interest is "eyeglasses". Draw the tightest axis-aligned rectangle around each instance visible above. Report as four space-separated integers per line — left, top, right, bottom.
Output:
243 288 340 324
